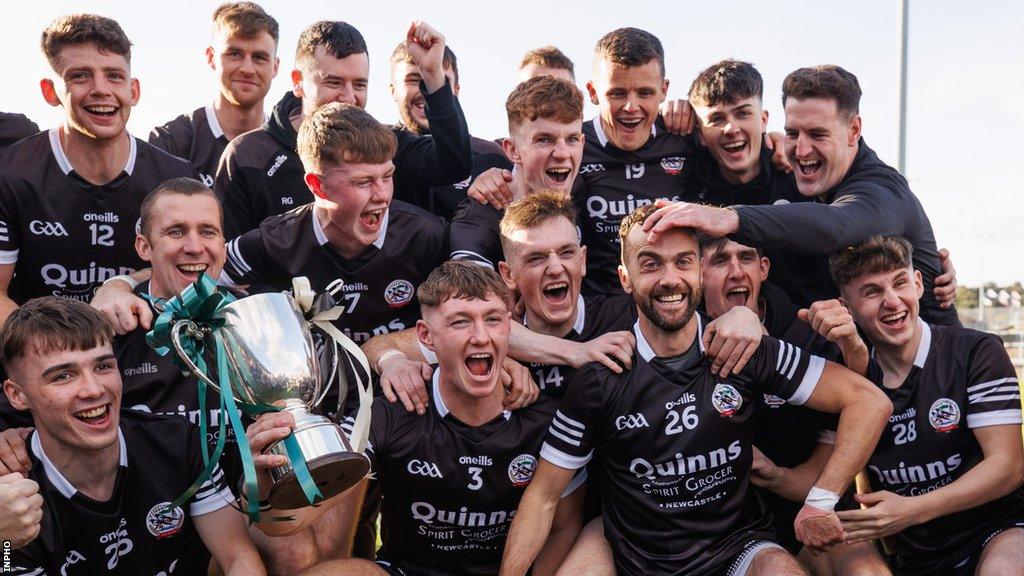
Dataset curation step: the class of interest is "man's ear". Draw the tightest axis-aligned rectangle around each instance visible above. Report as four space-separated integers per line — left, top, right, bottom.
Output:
40 79 61 108
579 244 588 280
135 233 153 263
760 108 769 133
848 115 862 146
501 136 521 165
759 256 770 282
913 269 924 299
305 172 325 199
660 78 670 101
586 81 599 105
3 379 30 412
497 260 517 291
206 46 216 71
291 68 304 98
415 319 435 352
130 78 140 107
618 264 633 294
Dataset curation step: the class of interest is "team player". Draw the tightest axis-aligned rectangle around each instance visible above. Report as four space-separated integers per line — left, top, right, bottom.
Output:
500 204 893 576
0 14 192 320
149 2 280 186
246 262 584 576
0 297 263 575
450 75 583 269
517 46 575 82
0 112 39 151
828 236 1024 575
216 20 471 238
644 65 959 325
389 41 511 220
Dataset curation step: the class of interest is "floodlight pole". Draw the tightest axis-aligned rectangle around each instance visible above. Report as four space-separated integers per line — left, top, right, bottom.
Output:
897 0 910 175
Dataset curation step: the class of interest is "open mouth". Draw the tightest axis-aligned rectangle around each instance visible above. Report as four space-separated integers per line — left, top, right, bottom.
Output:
880 310 908 329
84 105 118 118
654 292 686 307
725 287 750 307
74 404 111 425
545 168 571 183
797 159 822 177
465 353 493 378
542 281 569 303
177 263 208 275
360 209 385 229
617 117 644 131
721 140 747 156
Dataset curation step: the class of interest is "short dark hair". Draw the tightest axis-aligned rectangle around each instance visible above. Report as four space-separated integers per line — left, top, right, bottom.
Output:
417 261 510 310
212 2 279 44
506 76 583 132
390 41 458 85
295 21 367 70
829 236 914 288
41 14 132 70
594 28 665 77
699 236 763 258
782 65 862 120
618 204 700 264
140 178 221 237
0 297 115 379
519 46 575 79
689 59 763 108
297 103 397 172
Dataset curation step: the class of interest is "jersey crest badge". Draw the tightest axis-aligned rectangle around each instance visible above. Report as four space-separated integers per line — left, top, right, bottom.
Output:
660 156 685 175
712 383 743 417
928 398 960 432
762 394 785 408
508 454 537 487
145 502 185 539
384 279 415 308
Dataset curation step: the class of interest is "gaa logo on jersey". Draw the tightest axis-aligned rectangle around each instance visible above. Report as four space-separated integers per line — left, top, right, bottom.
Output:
508 454 537 487
145 502 185 539
928 398 961 432
712 383 743 417
384 279 415 308
660 156 685 175
762 394 785 408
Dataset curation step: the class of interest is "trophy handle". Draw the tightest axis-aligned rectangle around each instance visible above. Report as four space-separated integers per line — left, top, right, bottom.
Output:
170 320 222 393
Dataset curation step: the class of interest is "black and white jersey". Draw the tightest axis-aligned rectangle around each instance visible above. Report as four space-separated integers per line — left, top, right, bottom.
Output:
343 371 583 576
149 105 233 188
864 320 1024 575
688 145 778 208
524 293 636 399
422 136 511 221
542 316 825 575
0 129 193 303
449 198 503 268
0 112 39 152
8 410 234 576
572 118 696 295
222 202 447 345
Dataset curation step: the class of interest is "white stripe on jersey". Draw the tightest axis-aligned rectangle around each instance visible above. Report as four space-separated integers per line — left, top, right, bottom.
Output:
9 567 45 576
549 423 582 447
540 442 593 470
776 341 786 371
450 250 494 268
967 377 1017 393
785 346 801 380
967 409 1024 428
554 410 585 432
788 355 825 405
190 463 235 516
226 239 252 275
0 248 18 264
967 377 1019 403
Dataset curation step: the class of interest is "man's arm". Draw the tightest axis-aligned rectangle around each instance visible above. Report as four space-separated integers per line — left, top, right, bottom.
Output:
751 443 834 502
500 460 578 576
0 263 18 325
508 322 634 374
532 479 586 576
90 269 154 334
194 505 267 576
362 329 432 414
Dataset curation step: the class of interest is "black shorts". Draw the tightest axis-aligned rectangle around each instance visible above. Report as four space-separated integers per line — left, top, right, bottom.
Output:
375 559 412 576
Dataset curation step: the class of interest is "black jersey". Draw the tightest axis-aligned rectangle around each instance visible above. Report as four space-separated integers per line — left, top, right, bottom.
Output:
0 129 193 303
688 144 777 208
149 105 232 188
572 118 697 295
222 202 447 344
542 316 825 575
217 81 472 239
864 320 1023 575
524 293 636 399
8 410 234 576
733 139 958 326
449 198 504 268
342 371 582 576
422 136 511 221
0 112 39 151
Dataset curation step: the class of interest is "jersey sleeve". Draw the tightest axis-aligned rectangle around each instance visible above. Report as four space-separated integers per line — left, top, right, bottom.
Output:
215 145 259 240
964 334 1022 428
340 397 389 472
742 336 826 406
0 176 22 264
185 422 234 516
392 79 473 197
148 121 185 158
539 364 604 470
449 200 500 269
223 229 272 286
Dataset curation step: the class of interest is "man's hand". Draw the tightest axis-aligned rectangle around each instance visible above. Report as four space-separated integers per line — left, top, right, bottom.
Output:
794 504 845 554
245 412 296 500
660 99 694 135
567 331 635 373
0 472 43 549
764 131 792 173
934 248 958 309
799 300 861 348
0 428 32 475
502 358 540 410
405 22 446 93
91 280 151 334
750 447 784 491
837 491 923 544
704 306 762 377
379 352 432 415
643 199 740 243
467 167 514 209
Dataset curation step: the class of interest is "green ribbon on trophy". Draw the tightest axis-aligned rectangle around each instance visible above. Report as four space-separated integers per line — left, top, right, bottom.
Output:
146 274 369 522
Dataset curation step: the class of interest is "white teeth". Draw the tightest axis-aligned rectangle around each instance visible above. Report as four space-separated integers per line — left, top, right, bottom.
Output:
656 294 683 303
545 282 568 290
798 159 820 166
87 106 116 113
881 311 907 323
76 406 107 419
620 119 642 126
547 168 570 174
723 141 745 151
178 264 207 272
727 288 749 295
468 353 491 359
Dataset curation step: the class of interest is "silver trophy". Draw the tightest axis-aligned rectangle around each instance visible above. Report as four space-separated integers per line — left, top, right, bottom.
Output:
170 291 370 510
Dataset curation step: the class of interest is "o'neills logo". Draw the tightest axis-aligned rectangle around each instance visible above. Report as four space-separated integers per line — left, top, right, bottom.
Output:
83 212 120 223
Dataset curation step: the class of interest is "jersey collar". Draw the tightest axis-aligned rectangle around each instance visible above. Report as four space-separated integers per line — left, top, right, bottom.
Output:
205 104 269 140
591 116 657 149
522 293 586 336
49 127 137 176
312 206 388 250
912 318 931 368
431 368 511 421
31 427 127 499
633 314 705 362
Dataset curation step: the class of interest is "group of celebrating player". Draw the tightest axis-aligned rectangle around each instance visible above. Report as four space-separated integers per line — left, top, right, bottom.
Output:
0 3 1021 576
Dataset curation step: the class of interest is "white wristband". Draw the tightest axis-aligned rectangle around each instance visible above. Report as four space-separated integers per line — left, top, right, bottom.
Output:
805 486 840 512
376 350 407 373
104 274 139 290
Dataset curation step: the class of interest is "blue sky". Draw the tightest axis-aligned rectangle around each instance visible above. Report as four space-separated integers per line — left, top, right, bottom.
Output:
5 0 1022 284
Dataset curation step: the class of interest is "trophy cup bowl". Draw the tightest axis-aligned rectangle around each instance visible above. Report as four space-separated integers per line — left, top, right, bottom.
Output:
171 292 370 510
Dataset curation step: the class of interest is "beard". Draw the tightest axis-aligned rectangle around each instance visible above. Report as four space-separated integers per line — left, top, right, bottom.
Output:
635 284 701 333
399 99 429 134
